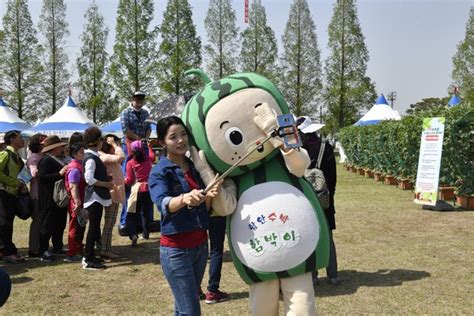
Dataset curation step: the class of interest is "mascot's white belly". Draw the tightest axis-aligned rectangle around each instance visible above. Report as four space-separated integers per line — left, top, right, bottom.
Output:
230 181 319 272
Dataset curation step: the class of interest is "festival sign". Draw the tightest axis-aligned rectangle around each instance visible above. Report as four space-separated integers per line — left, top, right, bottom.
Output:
414 117 445 205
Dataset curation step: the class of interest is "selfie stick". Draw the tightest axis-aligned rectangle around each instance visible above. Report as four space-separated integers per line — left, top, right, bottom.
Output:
202 130 277 194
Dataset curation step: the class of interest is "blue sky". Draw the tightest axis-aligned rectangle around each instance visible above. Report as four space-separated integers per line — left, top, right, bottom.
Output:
0 0 472 114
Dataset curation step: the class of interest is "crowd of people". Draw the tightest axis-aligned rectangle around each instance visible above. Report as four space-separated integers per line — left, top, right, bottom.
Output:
0 91 339 313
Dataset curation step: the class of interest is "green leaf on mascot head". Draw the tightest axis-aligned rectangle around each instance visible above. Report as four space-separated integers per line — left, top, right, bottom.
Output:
182 69 290 176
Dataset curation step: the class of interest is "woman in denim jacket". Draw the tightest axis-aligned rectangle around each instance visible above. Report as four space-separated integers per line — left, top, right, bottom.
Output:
149 116 221 316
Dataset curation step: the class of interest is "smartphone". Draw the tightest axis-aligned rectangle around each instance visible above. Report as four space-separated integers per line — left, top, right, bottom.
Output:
276 114 302 149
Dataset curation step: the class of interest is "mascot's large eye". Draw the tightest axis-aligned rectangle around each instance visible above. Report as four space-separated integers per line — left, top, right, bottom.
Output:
225 127 245 147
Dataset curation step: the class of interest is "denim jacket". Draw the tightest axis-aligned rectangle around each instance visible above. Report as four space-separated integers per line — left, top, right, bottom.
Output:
148 156 209 235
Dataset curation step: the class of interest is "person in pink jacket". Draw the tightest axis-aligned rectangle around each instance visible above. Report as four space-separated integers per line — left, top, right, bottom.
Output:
98 135 126 259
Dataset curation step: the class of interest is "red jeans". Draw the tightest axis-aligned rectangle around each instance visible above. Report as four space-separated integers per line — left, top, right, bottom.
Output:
66 203 85 256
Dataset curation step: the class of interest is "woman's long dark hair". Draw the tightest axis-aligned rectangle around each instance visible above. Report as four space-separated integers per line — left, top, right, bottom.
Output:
156 115 193 145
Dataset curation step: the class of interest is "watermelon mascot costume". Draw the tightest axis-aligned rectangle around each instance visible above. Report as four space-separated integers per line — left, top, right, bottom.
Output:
182 69 329 315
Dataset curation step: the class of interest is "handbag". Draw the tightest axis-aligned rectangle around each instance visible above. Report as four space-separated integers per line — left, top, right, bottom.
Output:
53 179 70 208
305 141 330 209
16 191 32 220
49 155 70 208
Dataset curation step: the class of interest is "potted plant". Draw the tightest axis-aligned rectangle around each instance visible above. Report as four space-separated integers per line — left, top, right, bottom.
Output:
364 169 374 178
455 179 474 209
374 171 384 182
398 178 414 190
448 105 474 209
439 185 455 201
384 174 397 185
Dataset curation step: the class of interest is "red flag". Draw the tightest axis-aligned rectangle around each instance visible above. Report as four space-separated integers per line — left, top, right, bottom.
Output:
245 0 249 23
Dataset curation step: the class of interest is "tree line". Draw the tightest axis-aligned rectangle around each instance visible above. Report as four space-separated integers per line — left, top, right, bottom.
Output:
0 0 471 132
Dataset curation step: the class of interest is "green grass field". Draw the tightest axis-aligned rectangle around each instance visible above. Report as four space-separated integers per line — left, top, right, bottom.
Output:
1 164 473 314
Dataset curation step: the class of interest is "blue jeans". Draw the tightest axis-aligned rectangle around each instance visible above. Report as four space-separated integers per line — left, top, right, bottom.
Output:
207 216 226 292
0 268 11 307
120 143 130 226
160 242 208 316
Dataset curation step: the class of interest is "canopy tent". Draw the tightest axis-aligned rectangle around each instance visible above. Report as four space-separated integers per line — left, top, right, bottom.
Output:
23 96 94 138
354 94 401 126
0 96 32 133
101 107 157 138
448 94 461 107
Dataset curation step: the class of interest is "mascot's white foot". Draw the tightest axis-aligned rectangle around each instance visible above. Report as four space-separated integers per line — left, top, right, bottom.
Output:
249 272 316 316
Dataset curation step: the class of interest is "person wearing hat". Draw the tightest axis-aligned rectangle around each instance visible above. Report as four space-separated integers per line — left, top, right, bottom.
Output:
119 91 152 227
37 135 69 262
0 130 26 263
297 116 339 286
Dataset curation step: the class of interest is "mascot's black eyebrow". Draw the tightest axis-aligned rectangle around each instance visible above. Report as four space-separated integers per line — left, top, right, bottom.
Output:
254 103 262 108
219 121 230 129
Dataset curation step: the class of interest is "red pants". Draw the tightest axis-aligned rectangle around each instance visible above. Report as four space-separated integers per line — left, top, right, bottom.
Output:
67 204 85 256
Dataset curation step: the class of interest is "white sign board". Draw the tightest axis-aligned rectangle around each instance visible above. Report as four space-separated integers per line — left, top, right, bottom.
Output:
414 117 445 206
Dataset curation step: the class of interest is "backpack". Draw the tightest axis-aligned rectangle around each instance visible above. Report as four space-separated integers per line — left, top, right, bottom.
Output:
48 155 70 208
305 141 330 209
53 179 70 208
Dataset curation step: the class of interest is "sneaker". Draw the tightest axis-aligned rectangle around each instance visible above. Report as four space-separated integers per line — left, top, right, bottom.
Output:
205 290 230 304
82 258 106 270
40 252 55 262
326 277 339 285
131 235 138 248
64 255 82 262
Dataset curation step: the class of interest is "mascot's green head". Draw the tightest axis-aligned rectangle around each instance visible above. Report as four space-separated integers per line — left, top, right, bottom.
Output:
182 69 290 176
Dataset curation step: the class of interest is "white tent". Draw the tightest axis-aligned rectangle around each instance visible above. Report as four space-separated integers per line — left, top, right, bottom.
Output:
354 94 401 126
0 96 31 142
23 96 94 138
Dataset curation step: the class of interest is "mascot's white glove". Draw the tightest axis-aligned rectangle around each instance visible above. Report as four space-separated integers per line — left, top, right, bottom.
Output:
253 103 283 149
189 146 237 215
189 146 215 186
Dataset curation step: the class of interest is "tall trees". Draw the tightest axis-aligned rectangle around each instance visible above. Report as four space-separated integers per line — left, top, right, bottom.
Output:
324 0 376 131
158 0 202 95
38 0 70 115
204 0 239 80
76 2 115 124
240 0 278 80
110 0 158 102
280 0 322 117
0 0 42 120
451 7 473 103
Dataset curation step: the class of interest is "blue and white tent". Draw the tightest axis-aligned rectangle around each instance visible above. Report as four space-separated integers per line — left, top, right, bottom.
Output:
354 94 401 126
101 106 157 138
448 94 461 107
23 96 94 138
0 96 31 139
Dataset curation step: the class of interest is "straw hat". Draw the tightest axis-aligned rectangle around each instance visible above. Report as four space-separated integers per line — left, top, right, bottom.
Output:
41 135 67 153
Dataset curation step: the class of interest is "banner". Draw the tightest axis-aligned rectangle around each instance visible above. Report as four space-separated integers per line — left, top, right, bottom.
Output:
244 0 249 23
414 117 445 205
